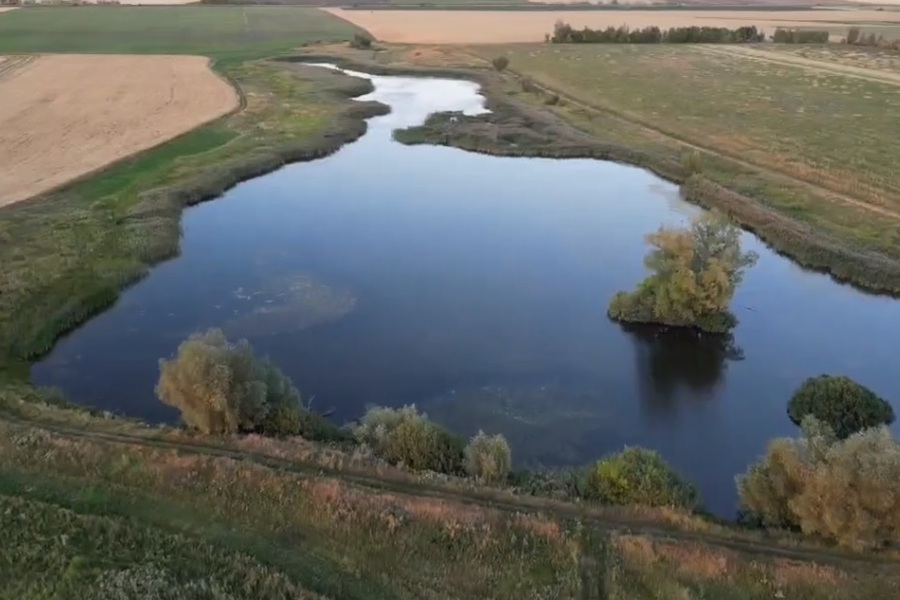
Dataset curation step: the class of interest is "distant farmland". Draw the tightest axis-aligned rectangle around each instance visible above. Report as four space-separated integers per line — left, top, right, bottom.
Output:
328 7 900 43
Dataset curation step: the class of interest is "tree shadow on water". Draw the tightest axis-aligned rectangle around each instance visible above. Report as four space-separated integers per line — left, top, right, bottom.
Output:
622 323 744 419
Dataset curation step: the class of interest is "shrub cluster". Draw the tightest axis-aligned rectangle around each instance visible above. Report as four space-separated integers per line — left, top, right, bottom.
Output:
156 329 346 441
349 33 373 50
583 447 698 509
355 405 467 474
464 431 512 484
550 22 764 44
738 417 900 550
772 29 829 44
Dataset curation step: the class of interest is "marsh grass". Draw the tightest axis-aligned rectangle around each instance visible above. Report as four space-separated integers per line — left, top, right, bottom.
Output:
0 62 386 368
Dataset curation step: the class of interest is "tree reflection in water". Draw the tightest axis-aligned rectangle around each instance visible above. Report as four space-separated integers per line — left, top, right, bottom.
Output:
623 323 744 418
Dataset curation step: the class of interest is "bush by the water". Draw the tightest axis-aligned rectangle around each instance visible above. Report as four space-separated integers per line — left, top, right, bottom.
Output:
349 33 372 49
608 212 757 334
738 417 900 550
355 405 465 474
156 329 346 441
787 375 894 439
771 28 829 44
583 447 698 509
491 56 509 72
464 431 512 484
550 21 764 44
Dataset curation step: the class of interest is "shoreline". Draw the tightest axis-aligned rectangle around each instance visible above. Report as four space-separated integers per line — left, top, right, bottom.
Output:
297 49 900 297
6 48 900 374
0 60 389 371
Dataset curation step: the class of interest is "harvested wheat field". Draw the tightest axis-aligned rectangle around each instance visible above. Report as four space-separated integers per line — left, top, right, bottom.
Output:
0 7 18 13
327 8 900 43
0 54 238 207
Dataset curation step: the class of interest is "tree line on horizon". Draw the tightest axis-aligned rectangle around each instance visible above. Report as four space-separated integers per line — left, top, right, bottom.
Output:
548 22 837 45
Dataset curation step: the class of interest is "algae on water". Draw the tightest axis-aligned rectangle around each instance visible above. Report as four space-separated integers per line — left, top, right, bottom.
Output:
224 274 356 338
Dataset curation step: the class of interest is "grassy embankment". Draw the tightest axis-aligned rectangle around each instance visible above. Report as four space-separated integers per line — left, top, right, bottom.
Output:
0 7 384 373
344 42 900 295
2 390 900 599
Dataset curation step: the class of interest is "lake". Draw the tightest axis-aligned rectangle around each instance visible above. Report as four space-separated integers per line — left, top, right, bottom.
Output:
32 66 900 517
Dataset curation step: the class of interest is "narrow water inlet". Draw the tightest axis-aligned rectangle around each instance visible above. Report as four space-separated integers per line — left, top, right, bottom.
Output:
31 66 900 518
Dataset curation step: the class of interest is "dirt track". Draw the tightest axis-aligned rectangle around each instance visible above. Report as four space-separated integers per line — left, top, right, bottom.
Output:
0 54 238 207
327 8 900 43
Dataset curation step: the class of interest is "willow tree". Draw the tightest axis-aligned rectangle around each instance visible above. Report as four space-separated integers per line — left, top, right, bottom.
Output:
608 212 757 333
156 328 346 440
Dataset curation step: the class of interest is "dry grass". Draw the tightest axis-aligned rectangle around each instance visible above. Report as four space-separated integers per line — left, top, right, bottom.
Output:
760 42 900 73
0 421 582 599
699 44 900 85
327 8 900 43
613 533 899 599
0 54 237 207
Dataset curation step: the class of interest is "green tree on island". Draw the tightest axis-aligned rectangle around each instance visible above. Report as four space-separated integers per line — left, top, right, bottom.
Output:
608 212 758 334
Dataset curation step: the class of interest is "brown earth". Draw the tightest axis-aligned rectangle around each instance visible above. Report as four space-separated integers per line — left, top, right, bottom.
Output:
327 8 900 43
0 54 238 207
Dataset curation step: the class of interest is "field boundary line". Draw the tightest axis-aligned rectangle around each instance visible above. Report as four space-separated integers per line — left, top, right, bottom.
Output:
2 407 900 570
694 44 900 87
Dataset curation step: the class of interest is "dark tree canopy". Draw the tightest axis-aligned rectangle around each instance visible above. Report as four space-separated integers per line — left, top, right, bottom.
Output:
787 375 895 439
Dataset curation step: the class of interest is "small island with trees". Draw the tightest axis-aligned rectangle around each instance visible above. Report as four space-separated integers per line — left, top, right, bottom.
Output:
608 212 758 334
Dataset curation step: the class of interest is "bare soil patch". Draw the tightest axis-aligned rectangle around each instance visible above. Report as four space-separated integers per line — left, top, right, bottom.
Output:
327 8 900 43
0 7 18 13
0 54 238 207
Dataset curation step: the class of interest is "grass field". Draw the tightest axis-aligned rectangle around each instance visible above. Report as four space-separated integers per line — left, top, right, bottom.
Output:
0 6 361 62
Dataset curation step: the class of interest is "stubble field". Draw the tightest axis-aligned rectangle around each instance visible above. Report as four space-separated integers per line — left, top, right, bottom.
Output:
0 54 238 207
327 7 900 43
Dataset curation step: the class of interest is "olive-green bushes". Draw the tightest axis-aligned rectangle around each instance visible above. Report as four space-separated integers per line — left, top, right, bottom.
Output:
355 405 465 475
738 417 900 550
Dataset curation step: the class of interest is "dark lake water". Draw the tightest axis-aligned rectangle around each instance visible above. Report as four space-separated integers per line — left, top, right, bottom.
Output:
32 67 900 517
